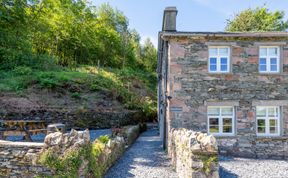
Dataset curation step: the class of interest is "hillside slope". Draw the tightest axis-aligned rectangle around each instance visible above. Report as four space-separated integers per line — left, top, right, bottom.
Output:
0 66 157 128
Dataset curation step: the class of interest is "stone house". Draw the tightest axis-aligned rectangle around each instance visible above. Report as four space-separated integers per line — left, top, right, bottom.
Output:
158 7 288 159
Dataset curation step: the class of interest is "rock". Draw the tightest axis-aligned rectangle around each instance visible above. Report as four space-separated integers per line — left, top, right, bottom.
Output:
44 132 63 146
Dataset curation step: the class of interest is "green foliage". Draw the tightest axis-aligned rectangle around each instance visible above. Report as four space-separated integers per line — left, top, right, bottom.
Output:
98 135 110 144
0 1 157 72
140 38 158 72
226 6 288 32
39 148 83 178
13 66 32 75
198 155 218 175
71 92 81 99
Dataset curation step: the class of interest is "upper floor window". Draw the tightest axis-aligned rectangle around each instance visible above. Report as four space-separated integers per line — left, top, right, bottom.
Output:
256 106 280 136
208 47 230 73
259 47 280 73
207 106 234 136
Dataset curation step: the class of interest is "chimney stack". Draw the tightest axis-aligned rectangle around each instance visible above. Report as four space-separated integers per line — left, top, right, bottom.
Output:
162 7 178 32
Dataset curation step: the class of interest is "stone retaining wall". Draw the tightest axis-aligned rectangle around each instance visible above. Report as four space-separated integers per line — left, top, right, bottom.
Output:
169 128 219 178
0 109 145 129
0 141 51 177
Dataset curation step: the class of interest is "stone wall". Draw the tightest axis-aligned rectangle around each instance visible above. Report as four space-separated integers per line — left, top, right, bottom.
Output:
165 35 288 159
0 141 51 177
0 109 145 129
0 125 141 177
170 128 219 178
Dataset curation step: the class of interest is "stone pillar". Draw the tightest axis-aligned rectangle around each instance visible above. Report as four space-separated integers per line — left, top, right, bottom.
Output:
162 7 178 31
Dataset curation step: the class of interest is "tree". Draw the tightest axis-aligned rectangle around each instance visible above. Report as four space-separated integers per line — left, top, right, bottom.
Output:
225 7 288 32
140 38 157 72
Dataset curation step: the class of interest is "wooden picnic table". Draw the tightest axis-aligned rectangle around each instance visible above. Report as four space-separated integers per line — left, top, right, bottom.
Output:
0 120 47 141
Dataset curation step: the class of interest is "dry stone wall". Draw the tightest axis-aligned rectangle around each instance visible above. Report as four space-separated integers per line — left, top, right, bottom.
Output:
170 128 219 178
166 35 288 159
0 109 144 129
0 141 51 177
0 125 141 177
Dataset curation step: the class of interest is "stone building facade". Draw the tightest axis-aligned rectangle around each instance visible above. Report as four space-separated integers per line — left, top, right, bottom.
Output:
158 7 288 159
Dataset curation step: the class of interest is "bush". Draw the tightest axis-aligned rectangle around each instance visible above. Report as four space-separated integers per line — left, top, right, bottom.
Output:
13 66 32 75
98 135 110 144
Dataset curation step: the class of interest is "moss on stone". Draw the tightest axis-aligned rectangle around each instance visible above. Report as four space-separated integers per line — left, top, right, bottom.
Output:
198 154 218 175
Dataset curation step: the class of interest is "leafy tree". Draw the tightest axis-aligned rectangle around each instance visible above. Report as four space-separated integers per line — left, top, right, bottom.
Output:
0 0 157 72
140 38 157 72
226 7 288 32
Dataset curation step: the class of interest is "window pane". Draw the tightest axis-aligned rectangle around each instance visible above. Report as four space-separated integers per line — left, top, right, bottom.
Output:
219 48 229 56
259 65 267 71
271 65 277 71
270 58 277 65
259 58 267 65
258 127 266 133
222 108 233 116
210 58 217 64
269 48 278 56
209 126 219 133
208 108 220 116
260 48 267 56
221 65 227 71
269 119 277 127
257 108 266 117
223 118 232 125
209 118 219 125
209 48 217 56
221 57 227 64
270 127 277 134
210 65 217 71
223 126 232 133
268 108 276 117
257 119 266 127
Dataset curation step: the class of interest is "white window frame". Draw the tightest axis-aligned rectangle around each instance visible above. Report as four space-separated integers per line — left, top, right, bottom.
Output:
259 46 280 73
256 106 281 137
207 106 235 136
208 46 230 73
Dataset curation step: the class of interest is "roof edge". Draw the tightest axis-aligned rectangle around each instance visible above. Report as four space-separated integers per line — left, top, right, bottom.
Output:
160 31 288 38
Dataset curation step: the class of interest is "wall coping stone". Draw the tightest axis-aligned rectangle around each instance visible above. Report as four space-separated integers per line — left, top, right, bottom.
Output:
204 100 240 106
254 42 287 45
252 100 288 106
205 42 237 46
0 140 44 148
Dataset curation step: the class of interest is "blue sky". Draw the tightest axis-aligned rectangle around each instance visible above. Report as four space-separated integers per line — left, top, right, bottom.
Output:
91 0 288 46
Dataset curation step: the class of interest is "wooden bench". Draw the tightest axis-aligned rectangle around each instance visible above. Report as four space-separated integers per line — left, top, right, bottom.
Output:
0 120 47 141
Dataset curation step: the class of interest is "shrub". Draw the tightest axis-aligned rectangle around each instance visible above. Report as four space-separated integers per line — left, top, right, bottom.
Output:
98 135 110 144
13 66 33 75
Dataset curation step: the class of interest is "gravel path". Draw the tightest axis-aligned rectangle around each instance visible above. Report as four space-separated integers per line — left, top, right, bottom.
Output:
220 156 288 178
105 128 178 178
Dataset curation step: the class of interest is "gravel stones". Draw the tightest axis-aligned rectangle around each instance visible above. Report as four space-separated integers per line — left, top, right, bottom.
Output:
220 156 288 178
105 129 178 178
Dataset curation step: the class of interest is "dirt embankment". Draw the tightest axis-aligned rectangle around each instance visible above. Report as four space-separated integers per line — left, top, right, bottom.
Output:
0 87 147 129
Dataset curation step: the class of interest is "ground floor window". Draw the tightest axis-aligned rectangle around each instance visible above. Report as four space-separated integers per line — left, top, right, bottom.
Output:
207 106 234 136
256 106 280 136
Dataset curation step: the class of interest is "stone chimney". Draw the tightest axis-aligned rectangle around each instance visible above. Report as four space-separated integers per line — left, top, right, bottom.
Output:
162 7 178 32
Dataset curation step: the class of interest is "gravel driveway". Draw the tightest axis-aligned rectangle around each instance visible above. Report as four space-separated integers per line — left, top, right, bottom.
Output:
220 156 288 178
105 128 178 178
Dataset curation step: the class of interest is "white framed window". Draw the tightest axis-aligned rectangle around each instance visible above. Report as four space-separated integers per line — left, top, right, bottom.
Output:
207 106 235 136
259 46 280 73
208 47 230 73
256 106 280 136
